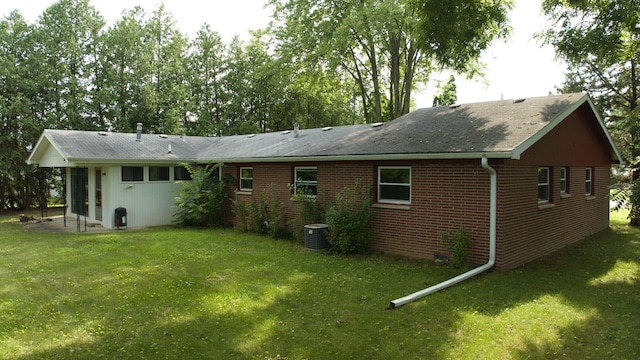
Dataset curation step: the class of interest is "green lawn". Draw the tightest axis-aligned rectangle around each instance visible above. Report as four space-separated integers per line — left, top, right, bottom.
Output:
0 211 638 359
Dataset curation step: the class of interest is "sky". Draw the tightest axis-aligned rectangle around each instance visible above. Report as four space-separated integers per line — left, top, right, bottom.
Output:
1 0 566 108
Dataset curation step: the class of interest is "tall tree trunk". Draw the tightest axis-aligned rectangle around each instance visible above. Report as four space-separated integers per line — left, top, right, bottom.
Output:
629 58 639 226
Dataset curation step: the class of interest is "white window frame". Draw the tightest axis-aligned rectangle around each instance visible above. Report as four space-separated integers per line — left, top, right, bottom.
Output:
585 167 593 196
538 167 550 203
239 167 253 191
121 166 144 182
294 167 317 197
149 166 170 182
378 166 411 204
559 167 567 194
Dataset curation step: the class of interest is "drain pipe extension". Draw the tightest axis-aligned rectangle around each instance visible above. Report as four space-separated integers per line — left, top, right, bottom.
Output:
388 156 497 309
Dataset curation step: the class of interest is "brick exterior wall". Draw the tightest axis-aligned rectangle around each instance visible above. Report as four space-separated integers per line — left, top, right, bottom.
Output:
219 103 615 271
493 164 610 270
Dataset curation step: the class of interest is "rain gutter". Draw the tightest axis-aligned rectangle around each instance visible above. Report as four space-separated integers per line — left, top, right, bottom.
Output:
388 155 497 309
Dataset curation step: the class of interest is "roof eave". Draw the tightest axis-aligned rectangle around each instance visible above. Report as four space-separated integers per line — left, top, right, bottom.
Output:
26 130 70 165
511 93 623 164
194 151 514 164
63 158 198 166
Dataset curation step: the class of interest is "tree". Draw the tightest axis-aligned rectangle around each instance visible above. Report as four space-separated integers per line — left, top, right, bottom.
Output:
35 0 105 130
539 0 639 225
432 74 457 107
186 24 228 136
270 0 512 122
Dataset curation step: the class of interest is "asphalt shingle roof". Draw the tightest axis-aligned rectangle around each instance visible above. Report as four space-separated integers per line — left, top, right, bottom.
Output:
29 93 618 165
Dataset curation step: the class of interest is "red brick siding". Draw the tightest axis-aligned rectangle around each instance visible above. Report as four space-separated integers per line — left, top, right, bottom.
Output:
225 160 493 266
369 162 491 264
495 164 610 270
222 159 610 271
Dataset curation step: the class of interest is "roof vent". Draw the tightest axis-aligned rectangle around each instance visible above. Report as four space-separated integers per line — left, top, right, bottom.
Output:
136 123 142 142
294 122 300 138
322 126 333 131
449 104 461 109
282 130 291 135
247 134 256 138
98 131 109 136
159 134 168 139
514 98 526 103
371 122 384 128
168 144 172 154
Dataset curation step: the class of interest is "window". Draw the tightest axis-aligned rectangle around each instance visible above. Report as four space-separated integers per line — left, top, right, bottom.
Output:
240 167 253 191
149 166 170 181
203 166 221 189
538 167 550 202
294 167 317 196
378 166 411 204
174 166 191 181
585 167 593 196
560 167 568 194
122 166 144 182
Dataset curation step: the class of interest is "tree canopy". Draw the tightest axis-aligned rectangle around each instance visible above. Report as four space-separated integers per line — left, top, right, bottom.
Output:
539 0 639 224
1 0 514 210
270 0 512 122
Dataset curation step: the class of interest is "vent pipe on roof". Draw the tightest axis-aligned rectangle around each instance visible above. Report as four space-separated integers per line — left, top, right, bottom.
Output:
294 122 299 138
136 123 142 142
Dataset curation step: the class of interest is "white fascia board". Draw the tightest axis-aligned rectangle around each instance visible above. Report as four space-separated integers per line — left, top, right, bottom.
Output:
511 93 622 163
510 94 589 160
195 151 513 164
63 158 198 166
586 96 623 164
27 131 69 165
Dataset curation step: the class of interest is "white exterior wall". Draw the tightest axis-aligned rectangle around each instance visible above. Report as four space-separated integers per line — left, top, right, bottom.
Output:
105 166 182 229
67 165 183 229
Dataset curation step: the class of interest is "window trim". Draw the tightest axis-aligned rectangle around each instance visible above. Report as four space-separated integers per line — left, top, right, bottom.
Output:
294 166 318 197
121 166 144 182
585 167 593 196
149 166 170 182
538 167 550 203
559 166 568 194
239 167 253 191
378 166 412 205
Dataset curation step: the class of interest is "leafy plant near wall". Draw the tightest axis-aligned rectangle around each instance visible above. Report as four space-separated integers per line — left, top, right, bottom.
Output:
174 163 230 227
325 180 373 254
232 183 289 239
289 186 326 240
440 226 472 268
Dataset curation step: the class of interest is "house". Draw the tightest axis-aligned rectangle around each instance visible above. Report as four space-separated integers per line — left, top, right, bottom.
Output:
27 93 621 270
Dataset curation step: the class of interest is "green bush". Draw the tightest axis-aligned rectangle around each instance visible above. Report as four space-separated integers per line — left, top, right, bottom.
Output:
289 187 326 241
233 183 289 239
174 163 230 227
440 226 472 268
325 180 372 254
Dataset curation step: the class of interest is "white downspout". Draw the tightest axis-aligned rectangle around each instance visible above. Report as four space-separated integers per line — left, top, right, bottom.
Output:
389 156 497 309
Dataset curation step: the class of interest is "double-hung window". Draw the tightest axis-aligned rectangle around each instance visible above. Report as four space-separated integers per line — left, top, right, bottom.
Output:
538 167 550 203
559 167 568 194
585 167 593 196
240 167 253 191
378 166 411 204
294 167 317 196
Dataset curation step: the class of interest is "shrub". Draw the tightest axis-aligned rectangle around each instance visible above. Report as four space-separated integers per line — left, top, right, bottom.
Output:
325 180 372 254
233 183 289 239
289 187 326 241
440 226 472 268
174 163 230 227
